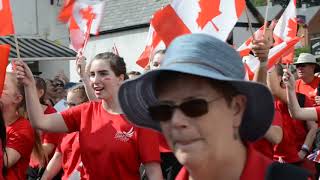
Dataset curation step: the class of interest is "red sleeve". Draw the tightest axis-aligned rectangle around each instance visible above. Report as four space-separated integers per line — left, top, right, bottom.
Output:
43 106 64 146
6 120 35 158
272 109 282 127
138 128 161 163
60 103 86 132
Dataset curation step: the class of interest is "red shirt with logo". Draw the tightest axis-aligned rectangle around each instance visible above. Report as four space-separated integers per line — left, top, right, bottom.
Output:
61 101 161 180
6 117 35 180
253 107 282 159
29 106 64 168
175 145 272 180
56 132 81 180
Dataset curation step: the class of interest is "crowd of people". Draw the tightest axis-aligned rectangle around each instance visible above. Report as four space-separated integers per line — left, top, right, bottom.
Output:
0 32 319 180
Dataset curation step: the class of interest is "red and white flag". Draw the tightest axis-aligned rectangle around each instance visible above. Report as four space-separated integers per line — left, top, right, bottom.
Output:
273 0 297 64
243 54 260 80
136 25 162 68
237 26 265 57
58 0 105 51
0 0 14 36
267 36 301 69
137 0 246 68
0 44 10 97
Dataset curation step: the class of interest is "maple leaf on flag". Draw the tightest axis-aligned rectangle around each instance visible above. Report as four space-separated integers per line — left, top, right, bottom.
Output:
80 6 97 28
196 0 221 31
287 18 297 39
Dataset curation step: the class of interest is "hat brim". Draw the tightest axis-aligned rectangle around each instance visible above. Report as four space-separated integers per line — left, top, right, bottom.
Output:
119 63 274 141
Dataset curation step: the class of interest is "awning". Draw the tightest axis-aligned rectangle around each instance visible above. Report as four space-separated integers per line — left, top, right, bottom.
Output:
0 36 76 61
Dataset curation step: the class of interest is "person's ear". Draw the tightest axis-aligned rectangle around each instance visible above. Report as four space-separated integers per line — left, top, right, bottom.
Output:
230 95 247 129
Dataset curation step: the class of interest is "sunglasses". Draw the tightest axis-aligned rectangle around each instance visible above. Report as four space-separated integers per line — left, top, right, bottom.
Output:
148 97 222 122
296 63 313 68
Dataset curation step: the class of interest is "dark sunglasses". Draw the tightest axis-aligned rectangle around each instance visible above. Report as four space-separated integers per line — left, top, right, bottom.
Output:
296 63 313 68
148 97 222 122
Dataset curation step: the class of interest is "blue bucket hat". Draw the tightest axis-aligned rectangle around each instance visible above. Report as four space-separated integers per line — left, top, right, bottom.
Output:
119 34 274 141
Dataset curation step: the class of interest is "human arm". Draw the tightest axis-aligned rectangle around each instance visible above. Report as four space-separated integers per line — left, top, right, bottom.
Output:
264 125 283 145
4 148 21 168
267 67 288 103
15 60 69 132
144 162 163 180
252 38 271 84
41 151 63 180
298 121 318 159
76 57 96 101
283 69 318 121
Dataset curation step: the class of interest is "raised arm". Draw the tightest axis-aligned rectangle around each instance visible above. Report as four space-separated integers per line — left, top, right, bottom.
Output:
252 38 270 84
283 69 318 121
76 56 96 101
15 60 68 132
267 66 287 103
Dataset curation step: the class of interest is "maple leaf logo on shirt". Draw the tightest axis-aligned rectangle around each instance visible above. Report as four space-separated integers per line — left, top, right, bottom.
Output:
114 127 135 142
196 0 221 31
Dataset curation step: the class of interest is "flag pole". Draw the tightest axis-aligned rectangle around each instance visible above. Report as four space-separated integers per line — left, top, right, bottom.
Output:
12 34 21 70
77 16 94 63
245 6 255 41
264 0 270 33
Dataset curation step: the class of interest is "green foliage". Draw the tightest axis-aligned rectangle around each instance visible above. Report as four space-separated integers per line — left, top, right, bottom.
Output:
295 46 311 57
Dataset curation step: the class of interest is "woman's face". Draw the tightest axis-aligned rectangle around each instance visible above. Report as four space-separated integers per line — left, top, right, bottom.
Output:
89 59 123 100
65 91 83 108
157 75 245 168
0 75 21 107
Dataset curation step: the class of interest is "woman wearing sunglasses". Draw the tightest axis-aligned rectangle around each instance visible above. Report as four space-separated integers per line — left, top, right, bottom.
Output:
14 52 163 180
117 34 303 179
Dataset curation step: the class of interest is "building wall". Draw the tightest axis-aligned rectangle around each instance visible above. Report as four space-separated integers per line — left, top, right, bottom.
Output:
11 0 71 80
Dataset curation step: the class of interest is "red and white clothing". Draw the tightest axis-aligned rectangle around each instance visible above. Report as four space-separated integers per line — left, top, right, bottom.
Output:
29 106 64 168
253 107 282 159
56 132 82 180
175 145 272 180
6 117 35 180
61 101 161 179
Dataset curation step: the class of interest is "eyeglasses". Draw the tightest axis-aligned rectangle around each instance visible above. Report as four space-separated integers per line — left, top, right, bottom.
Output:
148 97 222 122
296 63 313 68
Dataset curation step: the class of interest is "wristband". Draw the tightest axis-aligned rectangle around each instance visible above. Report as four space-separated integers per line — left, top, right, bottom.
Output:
301 144 310 154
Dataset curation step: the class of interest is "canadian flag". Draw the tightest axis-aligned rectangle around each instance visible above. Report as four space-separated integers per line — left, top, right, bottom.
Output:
237 26 265 57
273 0 297 64
136 25 162 68
267 36 301 69
0 44 10 97
0 0 14 36
58 0 105 51
243 54 260 80
137 0 246 68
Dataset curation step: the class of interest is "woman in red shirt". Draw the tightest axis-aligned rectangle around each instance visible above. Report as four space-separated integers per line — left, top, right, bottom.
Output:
15 52 162 180
41 84 89 180
27 76 64 180
1 73 35 180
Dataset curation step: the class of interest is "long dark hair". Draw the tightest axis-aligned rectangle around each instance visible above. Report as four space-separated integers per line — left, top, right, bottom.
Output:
0 110 6 175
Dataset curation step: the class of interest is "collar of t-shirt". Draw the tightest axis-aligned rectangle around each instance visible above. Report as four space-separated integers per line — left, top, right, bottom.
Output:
175 144 271 180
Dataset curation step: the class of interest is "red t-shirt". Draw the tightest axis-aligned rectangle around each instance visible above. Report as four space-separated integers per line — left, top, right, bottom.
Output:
56 132 81 180
175 145 272 180
6 117 35 180
273 100 308 163
29 106 64 168
159 134 171 152
0 142 4 180
253 107 282 159
296 77 320 103
60 101 161 180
